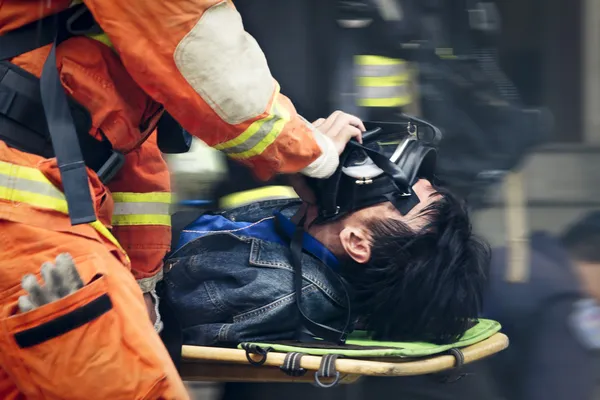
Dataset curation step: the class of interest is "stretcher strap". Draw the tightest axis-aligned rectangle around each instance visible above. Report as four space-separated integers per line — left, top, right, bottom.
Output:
314 354 343 388
279 352 307 377
436 348 467 384
241 343 273 366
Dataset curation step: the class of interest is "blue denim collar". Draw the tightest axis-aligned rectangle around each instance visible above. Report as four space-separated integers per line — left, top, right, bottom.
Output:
274 212 340 272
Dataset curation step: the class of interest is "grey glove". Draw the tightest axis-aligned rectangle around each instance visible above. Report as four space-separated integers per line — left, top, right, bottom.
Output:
18 253 84 313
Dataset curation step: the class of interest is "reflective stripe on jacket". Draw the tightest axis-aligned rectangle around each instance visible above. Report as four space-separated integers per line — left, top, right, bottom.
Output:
355 55 412 107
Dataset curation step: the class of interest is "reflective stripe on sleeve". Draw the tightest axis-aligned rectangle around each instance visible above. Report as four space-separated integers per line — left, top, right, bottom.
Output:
212 84 291 160
111 192 172 226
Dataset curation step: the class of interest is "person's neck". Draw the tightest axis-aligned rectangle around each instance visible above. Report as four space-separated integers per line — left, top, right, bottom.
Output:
291 203 345 257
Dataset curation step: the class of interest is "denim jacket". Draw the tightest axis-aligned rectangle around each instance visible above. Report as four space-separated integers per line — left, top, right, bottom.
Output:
163 199 348 346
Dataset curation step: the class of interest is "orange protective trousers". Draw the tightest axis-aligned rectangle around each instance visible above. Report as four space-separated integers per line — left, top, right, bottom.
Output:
0 146 188 400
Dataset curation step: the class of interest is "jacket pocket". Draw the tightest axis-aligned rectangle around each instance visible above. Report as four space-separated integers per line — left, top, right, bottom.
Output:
0 254 167 400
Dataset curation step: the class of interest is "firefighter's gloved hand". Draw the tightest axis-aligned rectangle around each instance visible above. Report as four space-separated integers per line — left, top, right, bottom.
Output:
313 111 365 155
18 253 84 313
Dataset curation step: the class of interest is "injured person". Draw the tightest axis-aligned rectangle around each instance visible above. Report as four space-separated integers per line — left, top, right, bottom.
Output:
163 117 490 347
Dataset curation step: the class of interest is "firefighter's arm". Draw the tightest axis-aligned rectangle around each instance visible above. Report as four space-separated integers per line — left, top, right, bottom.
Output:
83 0 340 180
106 132 171 296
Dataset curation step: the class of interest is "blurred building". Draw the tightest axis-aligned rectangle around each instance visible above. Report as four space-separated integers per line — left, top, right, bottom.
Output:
471 0 600 246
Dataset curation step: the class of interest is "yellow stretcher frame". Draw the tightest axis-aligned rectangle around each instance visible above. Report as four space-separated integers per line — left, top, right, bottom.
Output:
180 333 508 384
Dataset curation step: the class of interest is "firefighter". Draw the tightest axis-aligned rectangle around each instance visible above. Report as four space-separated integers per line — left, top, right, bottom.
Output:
0 1 364 398
335 0 416 122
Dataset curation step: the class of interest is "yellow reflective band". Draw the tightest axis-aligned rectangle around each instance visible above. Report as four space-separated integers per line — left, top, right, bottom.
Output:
111 192 172 227
227 101 291 160
356 75 410 87
354 55 404 66
219 186 298 210
89 220 127 254
435 48 457 59
0 181 68 213
0 161 128 259
111 192 172 204
68 2 114 49
112 214 172 226
214 83 281 151
357 96 413 107
87 32 114 49
0 160 55 183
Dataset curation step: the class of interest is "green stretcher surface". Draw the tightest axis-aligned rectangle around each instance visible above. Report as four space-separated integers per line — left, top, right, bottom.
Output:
237 318 501 358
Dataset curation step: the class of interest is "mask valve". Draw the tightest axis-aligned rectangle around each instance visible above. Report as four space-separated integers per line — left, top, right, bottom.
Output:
355 178 373 185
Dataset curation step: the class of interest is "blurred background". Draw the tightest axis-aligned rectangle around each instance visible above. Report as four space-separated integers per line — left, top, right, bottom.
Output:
165 0 600 398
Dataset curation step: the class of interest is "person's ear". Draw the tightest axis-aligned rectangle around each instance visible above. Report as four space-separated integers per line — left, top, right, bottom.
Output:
340 227 371 264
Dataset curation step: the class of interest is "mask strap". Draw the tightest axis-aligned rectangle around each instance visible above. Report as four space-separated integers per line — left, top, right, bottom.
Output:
388 191 421 215
274 212 353 344
318 150 353 220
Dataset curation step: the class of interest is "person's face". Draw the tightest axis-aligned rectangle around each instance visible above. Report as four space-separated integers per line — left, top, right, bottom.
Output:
574 261 600 302
339 179 439 264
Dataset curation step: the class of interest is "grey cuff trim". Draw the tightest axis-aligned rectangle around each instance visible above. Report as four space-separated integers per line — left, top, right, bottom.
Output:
137 268 164 294
149 289 164 334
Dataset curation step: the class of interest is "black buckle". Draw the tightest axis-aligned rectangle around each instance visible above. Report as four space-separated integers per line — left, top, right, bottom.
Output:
241 343 272 366
66 5 102 36
313 354 343 388
96 150 125 184
320 206 341 219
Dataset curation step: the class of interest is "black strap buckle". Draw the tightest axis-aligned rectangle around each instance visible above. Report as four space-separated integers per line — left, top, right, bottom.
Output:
319 205 341 220
241 343 272 366
96 150 125 184
435 348 469 384
313 354 343 388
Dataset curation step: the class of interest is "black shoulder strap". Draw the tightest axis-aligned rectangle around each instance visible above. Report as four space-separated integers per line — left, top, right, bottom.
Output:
0 6 97 225
40 34 96 224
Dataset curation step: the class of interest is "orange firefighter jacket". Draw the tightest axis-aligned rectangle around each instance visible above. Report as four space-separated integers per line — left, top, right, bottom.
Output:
0 0 339 293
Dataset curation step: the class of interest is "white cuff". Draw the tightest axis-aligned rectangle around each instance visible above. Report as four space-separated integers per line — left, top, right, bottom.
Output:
300 124 340 179
137 268 164 294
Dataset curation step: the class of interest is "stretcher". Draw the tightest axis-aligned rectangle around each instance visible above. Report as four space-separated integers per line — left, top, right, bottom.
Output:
170 192 510 387
179 319 508 387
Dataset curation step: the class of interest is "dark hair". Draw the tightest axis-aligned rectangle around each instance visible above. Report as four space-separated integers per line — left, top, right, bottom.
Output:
343 188 491 344
561 211 600 262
